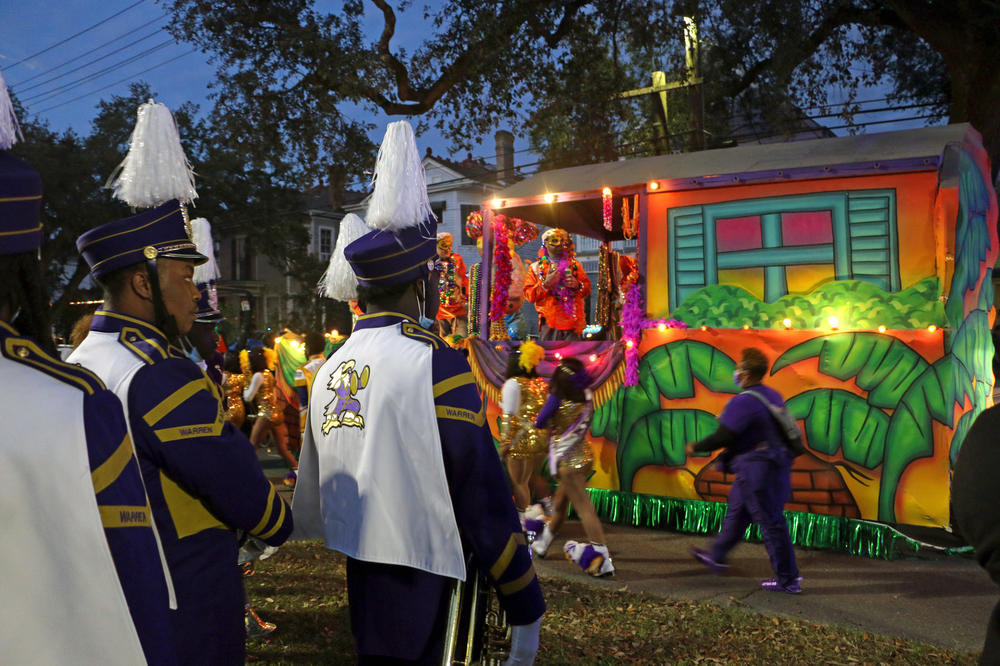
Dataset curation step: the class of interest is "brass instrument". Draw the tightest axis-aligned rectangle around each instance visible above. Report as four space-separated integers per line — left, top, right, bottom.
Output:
441 558 510 665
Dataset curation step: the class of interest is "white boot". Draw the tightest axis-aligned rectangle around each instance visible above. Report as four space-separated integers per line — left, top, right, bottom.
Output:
530 524 554 558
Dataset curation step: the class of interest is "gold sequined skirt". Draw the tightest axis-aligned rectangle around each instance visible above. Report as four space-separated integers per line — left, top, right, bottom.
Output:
558 440 594 474
507 427 549 458
224 399 245 429
256 402 280 423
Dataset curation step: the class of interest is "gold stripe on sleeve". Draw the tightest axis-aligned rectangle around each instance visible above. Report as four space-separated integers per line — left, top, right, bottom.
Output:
153 422 223 442
98 505 151 528
251 485 277 535
143 378 207 426
489 532 527 580
432 372 476 398
498 568 537 596
257 495 288 540
91 433 135 494
434 404 486 427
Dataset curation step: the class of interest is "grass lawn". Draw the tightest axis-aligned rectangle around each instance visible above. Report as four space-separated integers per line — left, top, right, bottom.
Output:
245 541 978 665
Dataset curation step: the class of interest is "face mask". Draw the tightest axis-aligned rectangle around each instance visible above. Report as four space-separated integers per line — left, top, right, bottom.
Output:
182 337 203 364
415 280 435 330
732 370 742 386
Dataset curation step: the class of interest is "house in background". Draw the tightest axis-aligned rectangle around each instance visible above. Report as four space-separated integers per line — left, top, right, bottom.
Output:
214 186 342 337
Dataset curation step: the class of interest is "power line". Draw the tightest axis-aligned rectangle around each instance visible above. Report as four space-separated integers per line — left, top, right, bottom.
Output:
34 48 199 114
16 27 169 95
23 39 177 105
4 0 148 71
10 15 168 88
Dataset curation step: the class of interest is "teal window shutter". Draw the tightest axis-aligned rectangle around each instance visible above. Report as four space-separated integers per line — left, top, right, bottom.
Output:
846 190 899 291
669 206 711 308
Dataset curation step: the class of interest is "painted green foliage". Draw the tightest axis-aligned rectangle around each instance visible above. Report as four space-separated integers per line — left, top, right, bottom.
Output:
595 332 955 523
774 333 952 522
594 147 994 525
591 341 738 490
672 277 944 330
945 149 996 465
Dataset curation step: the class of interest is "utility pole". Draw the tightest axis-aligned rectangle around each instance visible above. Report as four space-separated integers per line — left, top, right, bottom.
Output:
684 16 705 151
618 15 704 154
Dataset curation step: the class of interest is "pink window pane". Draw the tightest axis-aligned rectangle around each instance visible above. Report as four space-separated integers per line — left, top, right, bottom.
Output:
715 216 762 252
781 211 833 246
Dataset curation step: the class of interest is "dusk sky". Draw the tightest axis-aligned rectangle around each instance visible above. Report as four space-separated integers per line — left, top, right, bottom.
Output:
2 0 939 177
0 0 512 166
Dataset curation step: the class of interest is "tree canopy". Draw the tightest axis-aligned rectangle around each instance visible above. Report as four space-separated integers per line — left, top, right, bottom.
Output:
10 82 312 336
164 0 1000 179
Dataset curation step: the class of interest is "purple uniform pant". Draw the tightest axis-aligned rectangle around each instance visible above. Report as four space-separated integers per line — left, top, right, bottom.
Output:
710 446 799 586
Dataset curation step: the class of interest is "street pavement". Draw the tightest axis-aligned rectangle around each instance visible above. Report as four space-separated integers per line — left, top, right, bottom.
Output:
260 448 992 655
532 520 994 655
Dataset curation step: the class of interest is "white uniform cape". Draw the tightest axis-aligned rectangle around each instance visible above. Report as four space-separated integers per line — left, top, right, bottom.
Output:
0 351 146 664
70 328 177 607
292 323 466 580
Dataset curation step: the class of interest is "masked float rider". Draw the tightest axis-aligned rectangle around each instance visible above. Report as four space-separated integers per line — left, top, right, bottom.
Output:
69 199 293 665
434 231 468 338
524 228 590 340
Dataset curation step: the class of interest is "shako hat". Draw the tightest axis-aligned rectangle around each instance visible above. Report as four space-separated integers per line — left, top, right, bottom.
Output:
344 121 437 289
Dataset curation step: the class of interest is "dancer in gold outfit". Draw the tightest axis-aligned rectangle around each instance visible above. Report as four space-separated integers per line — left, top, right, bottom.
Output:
530 357 614 576
499 341 549 521
244 348 297 480
221 351 246 428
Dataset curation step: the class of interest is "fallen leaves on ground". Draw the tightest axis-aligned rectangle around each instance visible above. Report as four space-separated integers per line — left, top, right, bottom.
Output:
244 541 978 665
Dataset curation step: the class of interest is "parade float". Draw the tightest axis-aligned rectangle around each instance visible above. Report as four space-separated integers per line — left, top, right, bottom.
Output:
468 123 998 558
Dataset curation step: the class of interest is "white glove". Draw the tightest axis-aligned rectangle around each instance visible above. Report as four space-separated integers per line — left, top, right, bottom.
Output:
503 617 541 666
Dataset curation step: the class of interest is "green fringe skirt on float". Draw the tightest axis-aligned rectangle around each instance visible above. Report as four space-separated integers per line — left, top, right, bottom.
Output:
582 488 971 561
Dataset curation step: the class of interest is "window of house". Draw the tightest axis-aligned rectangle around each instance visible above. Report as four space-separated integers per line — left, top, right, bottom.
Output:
431 201 446 226
232 236 254 281
319 227 333 262
668 189 899 305
460 204 480 246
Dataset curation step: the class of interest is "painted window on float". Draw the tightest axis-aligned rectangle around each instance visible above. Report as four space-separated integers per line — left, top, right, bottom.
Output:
668 190 900 305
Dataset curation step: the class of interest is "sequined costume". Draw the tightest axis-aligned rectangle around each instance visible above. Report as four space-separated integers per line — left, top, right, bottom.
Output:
223 372 246 428
255 369 280 422
502 376 549 458
547 399 594 473
436 252 468 320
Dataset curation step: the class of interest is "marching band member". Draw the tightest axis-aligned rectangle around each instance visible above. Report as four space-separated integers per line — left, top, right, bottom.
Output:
69 196 293 664
293 121 544 664
0 138 174 665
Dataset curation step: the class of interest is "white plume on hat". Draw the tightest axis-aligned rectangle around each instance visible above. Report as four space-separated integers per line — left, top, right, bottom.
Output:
190 217 219 284
106 99 198 208
365 120 435 232
318 213 371 301
0 69 22 150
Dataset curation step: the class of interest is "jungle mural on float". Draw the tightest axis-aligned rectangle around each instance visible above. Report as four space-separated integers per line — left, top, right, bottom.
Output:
588 146 997 528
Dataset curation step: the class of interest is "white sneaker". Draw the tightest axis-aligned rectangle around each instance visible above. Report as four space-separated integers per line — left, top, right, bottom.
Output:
530 524 554 559
593 545 615 577
564 541 614 577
